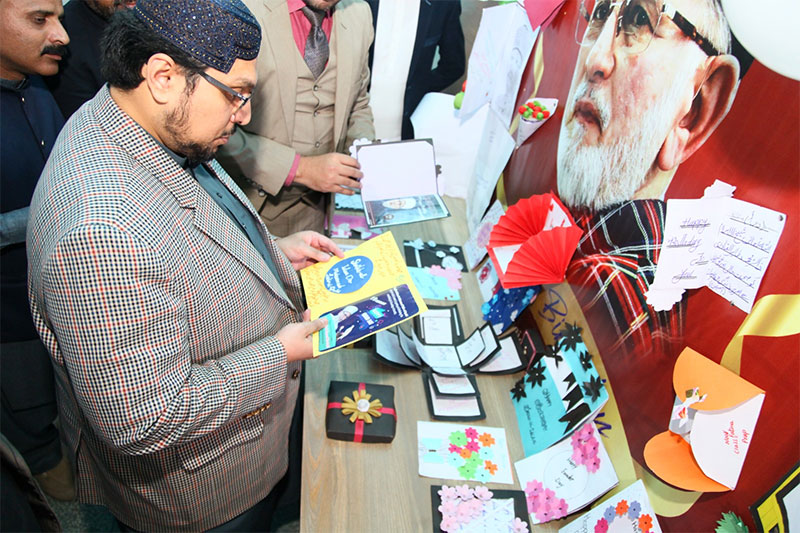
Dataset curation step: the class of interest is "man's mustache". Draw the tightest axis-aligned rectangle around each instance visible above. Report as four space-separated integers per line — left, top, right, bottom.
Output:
571 82 610 131
41 45 68 58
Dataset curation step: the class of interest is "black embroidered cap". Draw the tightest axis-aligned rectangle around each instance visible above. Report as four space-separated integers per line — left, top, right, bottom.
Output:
133 0 261 73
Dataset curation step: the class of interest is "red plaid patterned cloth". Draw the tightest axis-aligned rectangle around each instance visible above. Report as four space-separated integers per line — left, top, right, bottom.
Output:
566 200 685 357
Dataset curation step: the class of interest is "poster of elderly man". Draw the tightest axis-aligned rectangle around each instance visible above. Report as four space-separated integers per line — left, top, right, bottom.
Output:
504 2 798 530
509 0 752 358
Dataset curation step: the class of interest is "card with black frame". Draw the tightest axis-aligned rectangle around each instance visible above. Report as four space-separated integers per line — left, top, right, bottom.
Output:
430 485 530 533
397 326 424 367
426 370 479 397
471 328 529 374
463 323 501 370
422 372 485 421
413 305 463 345
403 239 468 272
413 330 467 376
374 328 422 370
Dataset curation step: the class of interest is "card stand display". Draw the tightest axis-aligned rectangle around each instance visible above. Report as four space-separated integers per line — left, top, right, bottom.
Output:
374 319 530 377
487 192 583 288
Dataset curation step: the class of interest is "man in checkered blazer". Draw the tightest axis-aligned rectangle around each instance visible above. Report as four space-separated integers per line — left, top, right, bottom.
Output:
26 1 340 530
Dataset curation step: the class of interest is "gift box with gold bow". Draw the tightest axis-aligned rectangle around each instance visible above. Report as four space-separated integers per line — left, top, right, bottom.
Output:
326 381 397 443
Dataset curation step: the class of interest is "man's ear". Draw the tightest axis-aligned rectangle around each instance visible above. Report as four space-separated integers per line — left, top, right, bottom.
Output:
657 54 740 171
140 53 182 105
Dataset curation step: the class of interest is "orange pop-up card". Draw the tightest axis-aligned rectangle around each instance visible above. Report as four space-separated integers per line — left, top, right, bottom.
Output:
644 347 765 491
486 193 582 288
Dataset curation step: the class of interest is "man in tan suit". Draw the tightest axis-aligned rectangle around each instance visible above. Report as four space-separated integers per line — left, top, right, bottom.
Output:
218 0 375 236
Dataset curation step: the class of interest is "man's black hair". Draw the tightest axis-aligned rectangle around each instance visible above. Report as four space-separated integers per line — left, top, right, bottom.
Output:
100 9 206 91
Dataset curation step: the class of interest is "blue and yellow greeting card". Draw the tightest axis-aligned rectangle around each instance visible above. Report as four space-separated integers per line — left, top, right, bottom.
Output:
509 323 608 456
300 232 428 356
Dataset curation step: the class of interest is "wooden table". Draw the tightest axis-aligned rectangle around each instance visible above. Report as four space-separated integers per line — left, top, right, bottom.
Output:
300 197 541 531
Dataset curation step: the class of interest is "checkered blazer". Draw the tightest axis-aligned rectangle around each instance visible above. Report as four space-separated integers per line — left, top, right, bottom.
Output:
27 86 306 531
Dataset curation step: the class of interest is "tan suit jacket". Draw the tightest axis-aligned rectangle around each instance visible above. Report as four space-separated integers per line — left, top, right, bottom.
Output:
218 0 375 234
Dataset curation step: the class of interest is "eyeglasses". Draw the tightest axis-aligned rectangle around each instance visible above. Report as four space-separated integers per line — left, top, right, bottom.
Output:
198 71 252 114
575 0 720 57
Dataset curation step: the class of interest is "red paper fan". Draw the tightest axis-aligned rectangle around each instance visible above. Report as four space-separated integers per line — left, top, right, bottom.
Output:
487 193 582 288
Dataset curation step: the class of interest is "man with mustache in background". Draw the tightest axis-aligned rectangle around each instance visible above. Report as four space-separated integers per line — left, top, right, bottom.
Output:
46 0 138 119
0 0 75 505
556 0 741 357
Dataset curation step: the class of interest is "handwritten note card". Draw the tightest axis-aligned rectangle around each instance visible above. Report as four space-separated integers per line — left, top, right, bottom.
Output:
651 197 786 313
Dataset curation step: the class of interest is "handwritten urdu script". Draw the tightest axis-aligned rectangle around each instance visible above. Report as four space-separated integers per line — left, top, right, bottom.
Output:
651 197 786 313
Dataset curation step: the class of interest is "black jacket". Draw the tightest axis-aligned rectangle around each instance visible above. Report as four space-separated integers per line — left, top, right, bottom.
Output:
45 0 108 119
366 0 465 139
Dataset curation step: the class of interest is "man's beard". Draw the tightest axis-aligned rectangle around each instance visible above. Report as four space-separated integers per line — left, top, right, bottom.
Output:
164 98 231 167
556 74 687 212
87 0 134 19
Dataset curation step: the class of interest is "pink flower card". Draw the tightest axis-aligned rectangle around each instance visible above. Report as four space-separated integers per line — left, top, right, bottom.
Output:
514 421 618 525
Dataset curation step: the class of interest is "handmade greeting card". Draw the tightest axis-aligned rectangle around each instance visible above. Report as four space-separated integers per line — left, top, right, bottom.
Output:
408 267 461 301
514 422 618 524
330 212 383 240
334 192 364 211
357 139 450 228
423 373 486 421
429 372 479 397
414 306 463 345
644 347 765 491
482 284 540 334
487 193 583 288
463 200 506 271
404 239 467 271
647 191 786 313
509 323 608 456
558 480 662 533
473 329 529 374
477 259 502 303
374 328 421 369
300 232 427 356
418 421 514 484
431 485 530 533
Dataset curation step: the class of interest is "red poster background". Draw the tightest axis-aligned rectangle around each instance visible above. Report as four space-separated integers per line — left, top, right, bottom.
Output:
504 2 800 530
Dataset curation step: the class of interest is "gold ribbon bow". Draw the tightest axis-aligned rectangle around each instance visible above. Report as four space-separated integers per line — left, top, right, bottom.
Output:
340 389 383 424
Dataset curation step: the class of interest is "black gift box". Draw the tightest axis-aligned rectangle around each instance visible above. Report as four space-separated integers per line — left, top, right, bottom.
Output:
325 381 397 443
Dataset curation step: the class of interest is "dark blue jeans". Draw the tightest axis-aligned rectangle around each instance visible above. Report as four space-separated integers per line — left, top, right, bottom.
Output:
0 339 61 474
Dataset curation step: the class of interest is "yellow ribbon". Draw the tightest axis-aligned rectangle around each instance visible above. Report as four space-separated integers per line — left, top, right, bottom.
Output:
340 389 383 424
721 294 800 375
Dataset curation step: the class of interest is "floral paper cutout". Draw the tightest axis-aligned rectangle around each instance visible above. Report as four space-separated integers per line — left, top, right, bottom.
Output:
446 428 500 481
437 484 529 533
594 500 654 533
571 422 602 473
